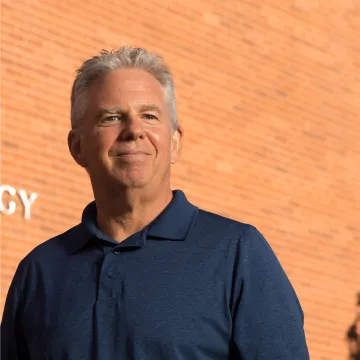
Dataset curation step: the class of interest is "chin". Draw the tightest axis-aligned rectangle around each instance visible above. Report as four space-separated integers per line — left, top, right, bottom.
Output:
120 178 150 188
113 171 151 189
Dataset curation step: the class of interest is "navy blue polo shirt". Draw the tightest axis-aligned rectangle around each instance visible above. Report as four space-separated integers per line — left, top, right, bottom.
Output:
1 190 309 359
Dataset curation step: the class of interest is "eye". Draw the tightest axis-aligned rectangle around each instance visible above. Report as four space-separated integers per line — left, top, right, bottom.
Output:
104 115 121 122
142 113 158 120
99 116 123 126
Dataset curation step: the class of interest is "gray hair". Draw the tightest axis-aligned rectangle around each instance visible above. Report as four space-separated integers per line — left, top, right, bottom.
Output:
70 46 178 129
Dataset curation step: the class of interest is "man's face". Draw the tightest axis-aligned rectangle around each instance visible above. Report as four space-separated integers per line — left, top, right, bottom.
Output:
69 68 182 190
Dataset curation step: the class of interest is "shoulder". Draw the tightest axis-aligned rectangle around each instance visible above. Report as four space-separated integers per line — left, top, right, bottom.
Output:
16 224 82 275
191 208 272 262
195 208 264 243
196 208 253 234
194 209 286 277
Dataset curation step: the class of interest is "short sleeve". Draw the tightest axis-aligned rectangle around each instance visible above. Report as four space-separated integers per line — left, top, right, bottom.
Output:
230 227 310 360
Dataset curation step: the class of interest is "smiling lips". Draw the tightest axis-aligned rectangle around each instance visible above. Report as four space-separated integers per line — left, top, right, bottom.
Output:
114 151 149 161
117 150 148 155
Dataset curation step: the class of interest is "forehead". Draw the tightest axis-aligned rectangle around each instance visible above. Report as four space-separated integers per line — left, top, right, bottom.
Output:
87 68 166 108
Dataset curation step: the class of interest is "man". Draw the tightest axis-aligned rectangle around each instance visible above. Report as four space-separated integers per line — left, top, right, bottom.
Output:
1 46 309 359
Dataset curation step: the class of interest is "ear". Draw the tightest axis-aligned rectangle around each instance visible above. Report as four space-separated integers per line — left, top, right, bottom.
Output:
68 129 88 168
170 124 183 164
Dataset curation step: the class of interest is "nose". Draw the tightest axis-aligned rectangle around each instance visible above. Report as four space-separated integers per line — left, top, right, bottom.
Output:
118 110 144 141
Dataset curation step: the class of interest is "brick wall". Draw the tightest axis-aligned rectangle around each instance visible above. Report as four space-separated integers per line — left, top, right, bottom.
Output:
1 0 359 359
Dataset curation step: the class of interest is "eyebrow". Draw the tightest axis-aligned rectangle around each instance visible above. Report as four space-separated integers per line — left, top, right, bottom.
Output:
137 104 162 115
96 105 162 119
95 107 124 119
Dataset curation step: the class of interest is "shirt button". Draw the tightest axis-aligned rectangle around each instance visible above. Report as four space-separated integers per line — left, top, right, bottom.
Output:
113 250 121 255
108 272 115 279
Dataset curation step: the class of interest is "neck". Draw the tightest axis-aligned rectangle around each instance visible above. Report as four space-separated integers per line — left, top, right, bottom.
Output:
94 184 173 242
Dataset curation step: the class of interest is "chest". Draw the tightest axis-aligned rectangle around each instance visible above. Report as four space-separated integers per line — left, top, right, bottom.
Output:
22 244 233 359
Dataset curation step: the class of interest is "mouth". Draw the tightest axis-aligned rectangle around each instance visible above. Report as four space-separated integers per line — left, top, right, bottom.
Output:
116 151 148 156
112 151 149 161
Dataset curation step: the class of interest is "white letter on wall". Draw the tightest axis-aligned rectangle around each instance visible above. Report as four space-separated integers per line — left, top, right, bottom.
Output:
0 185 17 215
18 189 38 220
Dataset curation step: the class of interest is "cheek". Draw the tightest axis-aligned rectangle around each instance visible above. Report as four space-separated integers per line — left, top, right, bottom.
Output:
87 130 118 155
148 129 172 157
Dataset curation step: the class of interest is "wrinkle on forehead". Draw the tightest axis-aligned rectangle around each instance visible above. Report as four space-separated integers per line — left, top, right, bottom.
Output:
83 69 171 124
95 69 161 89
121 79 154 91
93 71 165 98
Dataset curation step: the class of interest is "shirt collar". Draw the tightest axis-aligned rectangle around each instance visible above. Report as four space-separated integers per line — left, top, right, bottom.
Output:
147 190 198 240
66 190 198 254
